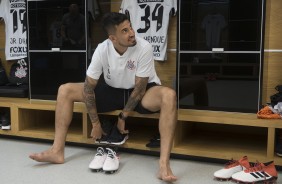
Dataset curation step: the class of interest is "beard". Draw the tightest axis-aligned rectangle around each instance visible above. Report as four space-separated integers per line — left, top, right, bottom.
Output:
119 39 137 47
128 40 137 47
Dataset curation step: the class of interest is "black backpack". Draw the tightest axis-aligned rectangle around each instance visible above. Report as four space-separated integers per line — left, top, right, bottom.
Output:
270 85 282 106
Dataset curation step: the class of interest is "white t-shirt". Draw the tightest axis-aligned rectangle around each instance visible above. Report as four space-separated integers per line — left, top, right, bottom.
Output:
87 37 161 89
119 0 177 61
0 0 27 60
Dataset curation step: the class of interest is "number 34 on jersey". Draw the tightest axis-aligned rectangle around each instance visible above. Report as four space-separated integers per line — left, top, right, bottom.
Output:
120 0 177 61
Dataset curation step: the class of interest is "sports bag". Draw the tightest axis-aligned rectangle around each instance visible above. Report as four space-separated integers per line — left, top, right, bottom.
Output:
9 58 28 85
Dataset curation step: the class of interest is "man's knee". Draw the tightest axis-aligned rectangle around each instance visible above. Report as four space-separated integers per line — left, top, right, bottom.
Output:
57 83 74 98
163 88 177 105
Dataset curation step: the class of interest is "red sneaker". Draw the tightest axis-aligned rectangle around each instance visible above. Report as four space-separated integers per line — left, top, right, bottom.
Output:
232 161 278 183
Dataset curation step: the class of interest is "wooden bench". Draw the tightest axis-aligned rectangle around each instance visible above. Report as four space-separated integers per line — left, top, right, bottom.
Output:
1 97 282 166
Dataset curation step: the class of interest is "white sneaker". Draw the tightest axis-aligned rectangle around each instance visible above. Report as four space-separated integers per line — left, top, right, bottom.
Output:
214 156 250 180
89 147 107 172
102 147 119 174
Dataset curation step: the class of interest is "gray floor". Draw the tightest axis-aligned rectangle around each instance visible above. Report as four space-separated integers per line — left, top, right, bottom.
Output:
0 138 281 184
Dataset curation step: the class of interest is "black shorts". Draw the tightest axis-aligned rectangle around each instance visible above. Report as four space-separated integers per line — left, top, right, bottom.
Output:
94 80 159 114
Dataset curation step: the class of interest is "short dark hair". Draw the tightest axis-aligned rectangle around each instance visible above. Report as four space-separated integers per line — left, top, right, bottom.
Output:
101 12 129 35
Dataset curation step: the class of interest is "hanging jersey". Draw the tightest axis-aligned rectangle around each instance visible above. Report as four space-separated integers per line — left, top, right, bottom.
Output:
0 0 27 60
119 0 177 61
49 20 63 48
88 0 100 21
201 14 226 49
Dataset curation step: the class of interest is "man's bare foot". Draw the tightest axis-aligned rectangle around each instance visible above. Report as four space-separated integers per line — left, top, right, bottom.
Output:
29 149 64 164
158 165 177 182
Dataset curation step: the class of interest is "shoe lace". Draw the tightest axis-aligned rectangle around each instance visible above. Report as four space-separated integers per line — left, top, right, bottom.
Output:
95 147 104 157
245 162 263 172
224 159 239 168
106 148 116 159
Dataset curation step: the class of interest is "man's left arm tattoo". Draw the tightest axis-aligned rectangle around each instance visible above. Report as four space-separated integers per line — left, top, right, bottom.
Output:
84 77 99 123
124 77 148 111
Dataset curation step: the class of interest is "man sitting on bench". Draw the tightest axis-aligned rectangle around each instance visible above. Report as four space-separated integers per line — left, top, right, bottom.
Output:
29 12 178 182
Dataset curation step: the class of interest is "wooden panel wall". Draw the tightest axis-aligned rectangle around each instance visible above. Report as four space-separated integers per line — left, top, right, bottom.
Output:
6 0 281 98
0 21 5 49
262 0 282 104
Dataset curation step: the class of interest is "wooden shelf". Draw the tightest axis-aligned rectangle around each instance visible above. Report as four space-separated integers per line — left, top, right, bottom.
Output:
0 97 282 166
178 109 282 128
274 155 282 166
173 131 267 162
0 129 14 135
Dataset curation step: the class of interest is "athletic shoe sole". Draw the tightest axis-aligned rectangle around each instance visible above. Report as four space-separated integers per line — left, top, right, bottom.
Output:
90 168 103 172
232 177 277 184
1 125 11 130
104 170 118 174
95 140 109 144
276 152 282 157
108 134 129 145
214 177 231 181
95 136 109 144
95 134 129 145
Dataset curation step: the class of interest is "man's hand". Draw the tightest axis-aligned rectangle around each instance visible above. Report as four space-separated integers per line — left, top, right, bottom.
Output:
90 122 103 141
117 118 129 134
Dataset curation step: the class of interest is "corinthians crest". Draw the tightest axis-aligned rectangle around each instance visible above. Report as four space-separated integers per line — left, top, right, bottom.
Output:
126 59 136 70
15 66 27 79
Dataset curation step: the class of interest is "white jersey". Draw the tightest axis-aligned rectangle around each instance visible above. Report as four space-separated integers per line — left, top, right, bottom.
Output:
87 37 161 89
0 0 27 60
119 0 177 61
